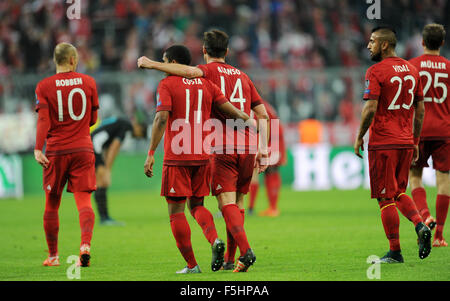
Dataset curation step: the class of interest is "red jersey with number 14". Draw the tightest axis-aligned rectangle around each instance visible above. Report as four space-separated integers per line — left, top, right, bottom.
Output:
363 57 424 150
197 62 263 153
409 54 450 140
156 75 228 165
35 71 99 155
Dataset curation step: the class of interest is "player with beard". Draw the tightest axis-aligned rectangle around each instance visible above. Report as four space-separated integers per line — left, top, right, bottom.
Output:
408 24 450 247
354 26 431 263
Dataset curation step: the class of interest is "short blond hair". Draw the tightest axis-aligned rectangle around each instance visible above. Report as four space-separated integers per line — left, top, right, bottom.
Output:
53 43 77 65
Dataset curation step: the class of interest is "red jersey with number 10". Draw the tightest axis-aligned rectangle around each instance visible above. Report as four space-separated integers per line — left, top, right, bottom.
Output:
363 57 424 150
409 54 450 140
35 71 99 155
197 62 263 153
156 75 228 165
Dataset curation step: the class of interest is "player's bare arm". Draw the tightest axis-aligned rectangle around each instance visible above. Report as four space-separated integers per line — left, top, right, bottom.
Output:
144 111 169 178
216 101 251 122
137 56 204 79
354 99 378 158
412 100 425 162
252 104 271 173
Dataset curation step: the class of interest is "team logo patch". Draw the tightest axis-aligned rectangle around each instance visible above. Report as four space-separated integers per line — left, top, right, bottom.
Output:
156 93 161 107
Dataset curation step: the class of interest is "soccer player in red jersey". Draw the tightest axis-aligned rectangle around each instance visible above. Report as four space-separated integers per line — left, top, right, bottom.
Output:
248 99 287 218
138 30 270 272
354 27 431 263
409 24 450 247
34 43 99 267
142 45 252 274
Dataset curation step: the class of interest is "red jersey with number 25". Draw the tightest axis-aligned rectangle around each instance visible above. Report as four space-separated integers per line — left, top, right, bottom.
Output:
363 57 424 150
156 75 228 165
409 54 450 140
35 71 99 155
197 62 263 152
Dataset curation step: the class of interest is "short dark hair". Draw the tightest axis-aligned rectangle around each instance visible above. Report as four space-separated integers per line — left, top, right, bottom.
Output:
164 45 191 65
423 23 446 50
372 26 397 49
203 29 229 58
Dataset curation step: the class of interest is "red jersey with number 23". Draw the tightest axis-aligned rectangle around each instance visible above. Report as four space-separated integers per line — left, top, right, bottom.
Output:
363 57 424 150
409 54 450 140
35 71 99 155
156 75 228 165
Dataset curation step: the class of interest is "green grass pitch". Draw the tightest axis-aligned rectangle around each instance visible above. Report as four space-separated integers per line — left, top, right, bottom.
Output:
0 187 449 281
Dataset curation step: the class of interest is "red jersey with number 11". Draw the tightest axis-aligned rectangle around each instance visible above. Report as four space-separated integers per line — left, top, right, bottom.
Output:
363 57 423 150
156 75 228 165
409 54 450 140
35 71 99 155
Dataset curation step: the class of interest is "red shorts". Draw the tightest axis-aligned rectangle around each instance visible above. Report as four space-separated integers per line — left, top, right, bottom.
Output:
211 153 256 196
161 164 210 199
414 140 450 172
43 152 96 195
368 149 413 199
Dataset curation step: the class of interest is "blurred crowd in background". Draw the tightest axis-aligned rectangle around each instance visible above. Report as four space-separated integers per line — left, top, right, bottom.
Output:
1 0 449 74
0 0 449 152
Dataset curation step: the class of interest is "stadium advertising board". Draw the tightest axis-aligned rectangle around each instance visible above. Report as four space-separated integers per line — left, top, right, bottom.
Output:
291 144 436 191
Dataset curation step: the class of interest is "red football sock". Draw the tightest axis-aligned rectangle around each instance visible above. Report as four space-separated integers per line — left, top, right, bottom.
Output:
222 204 250 257
395 193 423 226
248 183 259 210
411 187 430 220
435 194 450 240
190 205 218 245
74 192 95 246
43 192 62 257
225 209 245 263
265 172 281 211
170 212 197 269
379 199 401 251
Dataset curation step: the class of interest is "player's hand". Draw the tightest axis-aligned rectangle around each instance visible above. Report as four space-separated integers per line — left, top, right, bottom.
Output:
144 155 155 178
255 151 269 174
354 137 364 159
34 149 49 168
137 56 154 69
412 144 419 163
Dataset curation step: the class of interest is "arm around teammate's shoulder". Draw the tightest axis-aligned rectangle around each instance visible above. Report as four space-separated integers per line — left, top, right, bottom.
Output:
137 56 203 79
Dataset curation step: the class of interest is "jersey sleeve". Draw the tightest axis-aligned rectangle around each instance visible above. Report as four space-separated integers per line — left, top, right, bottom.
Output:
414 73 424 103
155 81 172 112
196 64 209 78
35 82 48 112
248 77 264 108
91 77 99 110
363 67 381 101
